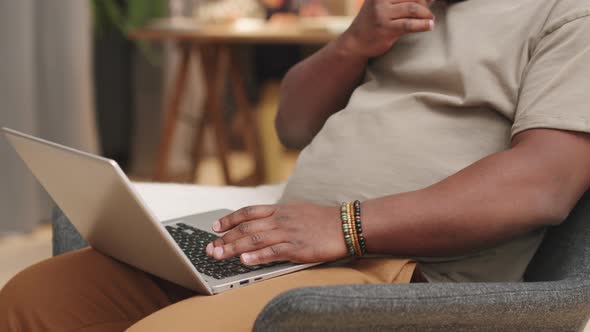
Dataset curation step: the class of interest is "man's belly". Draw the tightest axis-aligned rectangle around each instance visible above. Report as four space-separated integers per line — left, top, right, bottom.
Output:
280 103 511 205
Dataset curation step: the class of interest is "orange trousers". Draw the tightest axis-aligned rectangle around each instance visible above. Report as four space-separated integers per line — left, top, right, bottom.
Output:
0 248 417 331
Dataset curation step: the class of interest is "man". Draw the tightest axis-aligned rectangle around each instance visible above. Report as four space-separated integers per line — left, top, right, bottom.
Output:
2 0 590 330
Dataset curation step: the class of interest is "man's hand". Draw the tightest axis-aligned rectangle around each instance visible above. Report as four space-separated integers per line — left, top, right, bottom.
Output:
276 0 436 149
341 0 436 59
205 202 348 265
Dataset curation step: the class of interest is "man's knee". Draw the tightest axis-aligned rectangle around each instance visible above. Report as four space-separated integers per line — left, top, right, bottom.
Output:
0 249 125 331
0 248 170 331
0 256 64 331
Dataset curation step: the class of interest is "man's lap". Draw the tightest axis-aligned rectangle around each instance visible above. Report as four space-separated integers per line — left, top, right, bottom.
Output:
0 248 415 332
129 258 416 331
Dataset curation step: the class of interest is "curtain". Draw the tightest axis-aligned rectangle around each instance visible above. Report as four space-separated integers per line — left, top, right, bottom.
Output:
0 0 99 234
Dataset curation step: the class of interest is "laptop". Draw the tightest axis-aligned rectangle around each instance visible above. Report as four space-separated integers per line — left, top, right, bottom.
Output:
2 128 320 295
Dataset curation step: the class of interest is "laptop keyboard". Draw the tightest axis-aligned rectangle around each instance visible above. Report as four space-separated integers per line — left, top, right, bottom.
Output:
165 223 284 280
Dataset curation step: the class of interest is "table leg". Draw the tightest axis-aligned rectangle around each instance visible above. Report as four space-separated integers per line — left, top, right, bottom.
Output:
189 110 209 183
202 45 233 185
191 45 268 186
190 46 213 183
153 43 192 182
229 47 266 185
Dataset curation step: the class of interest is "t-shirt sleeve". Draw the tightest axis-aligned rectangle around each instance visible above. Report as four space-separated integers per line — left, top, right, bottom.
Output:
512 12 590 138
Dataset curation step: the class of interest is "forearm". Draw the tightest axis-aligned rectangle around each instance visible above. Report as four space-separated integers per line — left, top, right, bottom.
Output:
276 36 368 149
362 133 589 257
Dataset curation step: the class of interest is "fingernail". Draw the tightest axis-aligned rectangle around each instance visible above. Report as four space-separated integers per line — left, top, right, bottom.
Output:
213 246 224 258
206 243 213 256
212 220 221 232
242 253 252 264
429 20 435 30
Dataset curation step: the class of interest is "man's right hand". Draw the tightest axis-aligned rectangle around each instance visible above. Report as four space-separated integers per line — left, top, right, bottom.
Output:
339 0 436 59
277 1 436 148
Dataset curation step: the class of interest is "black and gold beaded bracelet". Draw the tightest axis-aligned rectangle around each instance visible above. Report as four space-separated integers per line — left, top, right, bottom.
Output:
353 200 367 256
340 201 367 257
340 202 356 256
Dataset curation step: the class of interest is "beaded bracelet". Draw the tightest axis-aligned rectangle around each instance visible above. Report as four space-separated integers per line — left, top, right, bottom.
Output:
348 202 363 256
340 203 356 256
354 200 367 256
340 201 367 257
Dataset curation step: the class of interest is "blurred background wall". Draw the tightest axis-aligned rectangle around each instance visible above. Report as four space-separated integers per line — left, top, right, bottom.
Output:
0 0 350 234
0 0 99 233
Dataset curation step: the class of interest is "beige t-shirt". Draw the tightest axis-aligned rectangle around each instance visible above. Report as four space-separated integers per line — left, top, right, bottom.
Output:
280 0 590 282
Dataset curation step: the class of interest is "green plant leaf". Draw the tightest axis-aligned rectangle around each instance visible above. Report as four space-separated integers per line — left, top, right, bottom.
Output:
92 0 126 38
126 0 167 32
92 0 168 64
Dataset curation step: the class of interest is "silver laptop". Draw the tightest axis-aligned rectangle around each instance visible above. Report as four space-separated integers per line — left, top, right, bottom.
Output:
2 128 320 295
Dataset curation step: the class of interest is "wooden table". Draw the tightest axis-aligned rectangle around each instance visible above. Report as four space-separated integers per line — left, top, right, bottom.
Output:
129 22 338 185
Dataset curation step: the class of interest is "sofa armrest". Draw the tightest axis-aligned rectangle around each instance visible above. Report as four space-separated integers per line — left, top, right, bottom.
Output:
254 280 590 332
51 208 88 256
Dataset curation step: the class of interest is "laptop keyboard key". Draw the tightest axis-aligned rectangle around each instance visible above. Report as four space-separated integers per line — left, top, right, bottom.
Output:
245 265 264 271
232 266 250 274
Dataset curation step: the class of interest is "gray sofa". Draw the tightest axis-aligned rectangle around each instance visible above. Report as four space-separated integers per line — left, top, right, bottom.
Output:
52 191 590 331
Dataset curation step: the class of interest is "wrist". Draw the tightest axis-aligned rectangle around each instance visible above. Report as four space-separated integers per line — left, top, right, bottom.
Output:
329 205 350 259
338 201 368 257
332 33 370 64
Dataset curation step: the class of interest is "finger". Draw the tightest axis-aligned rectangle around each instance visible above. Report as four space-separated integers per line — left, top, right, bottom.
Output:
389 18 434 33
211 230 286 261
387 0 432 7
210 217 277 249
213 205 276 232
388 2 434 20
241 243 296 266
